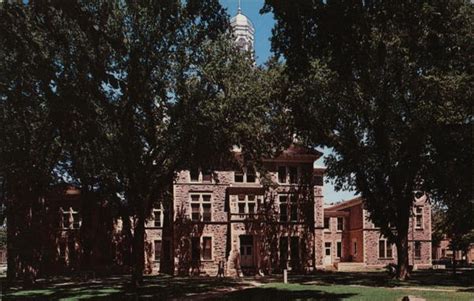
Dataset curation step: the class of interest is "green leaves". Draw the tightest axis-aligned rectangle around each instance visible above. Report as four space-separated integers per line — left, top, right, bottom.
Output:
265 0 472 278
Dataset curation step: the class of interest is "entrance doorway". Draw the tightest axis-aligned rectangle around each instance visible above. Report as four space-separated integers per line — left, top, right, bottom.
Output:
324 242 332 265
240 235 254 267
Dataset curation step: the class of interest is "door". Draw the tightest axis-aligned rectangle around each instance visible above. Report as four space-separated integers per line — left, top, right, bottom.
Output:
324 242 332 265
240 235 254 267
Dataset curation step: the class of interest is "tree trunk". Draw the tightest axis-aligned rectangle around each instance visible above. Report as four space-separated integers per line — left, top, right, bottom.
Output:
131 210 145 287
395 199 411 281
80 190 95 271
452 245 457 277
6 200 18 287
396 234 410 280
6 193 40 287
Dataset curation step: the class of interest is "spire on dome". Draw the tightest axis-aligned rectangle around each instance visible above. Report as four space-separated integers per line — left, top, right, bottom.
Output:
230 1 255 54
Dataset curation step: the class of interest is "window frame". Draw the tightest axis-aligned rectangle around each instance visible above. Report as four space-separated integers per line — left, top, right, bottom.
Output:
189 193 212 222
337 217 344 231
202 236 213 261
378 239 394 259
414 241 422 259
61 207 81 230
188 169 213 183
152 204 164 228
278 193 299 222
336 240 342 258
415 206 423 229
277 165 300 184
324 217 330 230
233 167 258 184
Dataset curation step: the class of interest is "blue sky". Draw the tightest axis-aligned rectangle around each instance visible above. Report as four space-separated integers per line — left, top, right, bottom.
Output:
220 0 358 204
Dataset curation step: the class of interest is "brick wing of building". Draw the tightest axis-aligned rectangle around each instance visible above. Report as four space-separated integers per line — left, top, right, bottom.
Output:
323 196 432 271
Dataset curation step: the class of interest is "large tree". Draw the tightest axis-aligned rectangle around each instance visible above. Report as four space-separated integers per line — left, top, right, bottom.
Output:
1 0 289 286
262 0 472 279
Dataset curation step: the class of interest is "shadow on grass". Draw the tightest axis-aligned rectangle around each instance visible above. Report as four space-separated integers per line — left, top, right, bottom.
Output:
290 269 474 289
1 275 246 300
212 287 356 301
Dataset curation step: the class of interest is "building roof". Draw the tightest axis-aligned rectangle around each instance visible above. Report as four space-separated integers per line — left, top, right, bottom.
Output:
324 196 363 211
230 12 254 29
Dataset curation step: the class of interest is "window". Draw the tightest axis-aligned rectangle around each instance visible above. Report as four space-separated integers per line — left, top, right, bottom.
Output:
202 170 212 182
353 241 357 255
379 240 394 258
325 242 331 256
289 167 298 184
234 170 244 182
279 194 298 222
235 194 259 217
246 167 256 183
61 207 81 229
324 217 330 229
415 207 423 229
337 241 342 258
189 169 212 182
387 242 393 258
152 206 164 227
190 169 199 182
415 241 421 259
279 195 288 221
190 193 212 222
202 237 212 260
379 240 385 258
337 217 344 231
154 240 162 261
234 167 257 183
290 195 298 221
278 166 287 183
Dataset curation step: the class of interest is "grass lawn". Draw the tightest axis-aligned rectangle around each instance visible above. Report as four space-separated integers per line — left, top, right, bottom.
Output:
1 270 473 300
218 282 474 301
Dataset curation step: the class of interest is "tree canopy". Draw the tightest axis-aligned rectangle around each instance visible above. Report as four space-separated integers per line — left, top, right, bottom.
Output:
0 0 289 286
262 0 472 279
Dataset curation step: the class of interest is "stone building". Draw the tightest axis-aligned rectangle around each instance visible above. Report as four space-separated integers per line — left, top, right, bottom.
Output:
8 8 434 277
154 145 324 276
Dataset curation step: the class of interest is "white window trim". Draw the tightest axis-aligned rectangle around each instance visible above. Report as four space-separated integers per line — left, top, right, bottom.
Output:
336 240 342 259
278 194 298 222
324 217 331 231
151 205 164 228
189 169 213 183
234 194 261 217
60 207 81 229
189 193 212 222
337 217 345 232
277 165 300 184
379 239 394 259
276 164 301 185
415 206 423 229
233 167 259 184
201 235 214 261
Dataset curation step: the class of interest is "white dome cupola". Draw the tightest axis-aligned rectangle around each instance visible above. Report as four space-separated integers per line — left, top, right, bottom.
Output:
230 1 255 53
